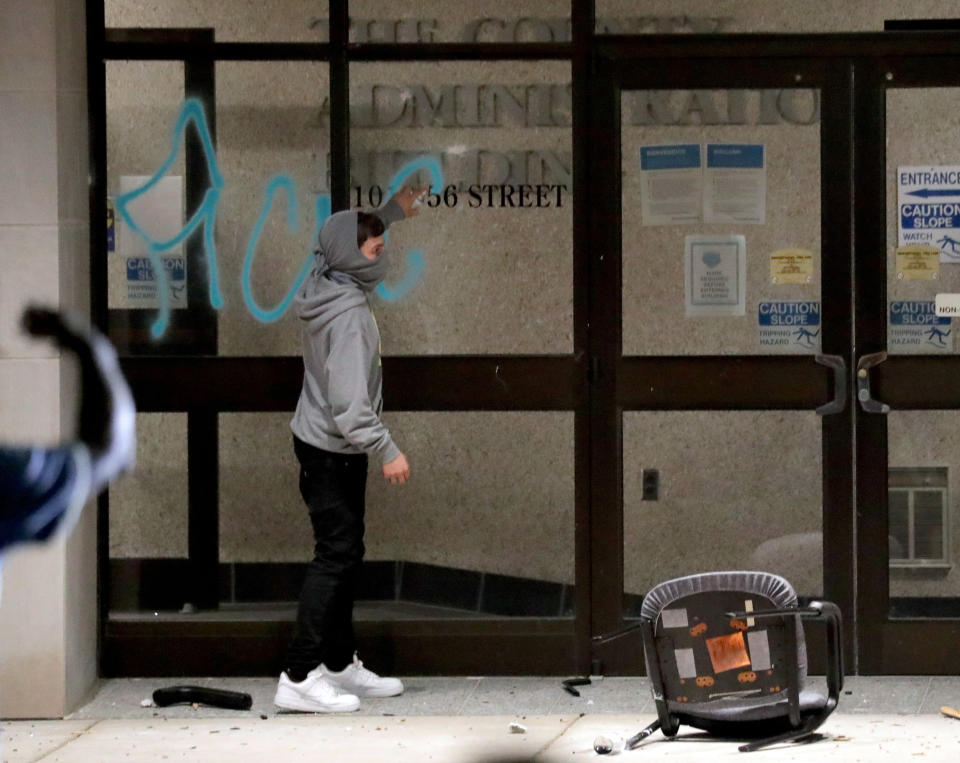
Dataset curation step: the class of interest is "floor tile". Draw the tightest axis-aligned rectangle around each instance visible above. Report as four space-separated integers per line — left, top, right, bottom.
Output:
840 675 931 714
919 676 960 714
2 720 96 763
459 677 568 716
9 713 960 762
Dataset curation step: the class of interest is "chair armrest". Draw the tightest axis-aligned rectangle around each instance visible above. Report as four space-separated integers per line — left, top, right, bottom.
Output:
725 606 826 620
806 600 844 701
726 600 844 702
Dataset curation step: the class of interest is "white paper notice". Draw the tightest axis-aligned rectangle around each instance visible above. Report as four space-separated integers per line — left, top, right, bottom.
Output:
704 144 765 224
118 175 187 309
639 144 702 225
685 235 747 317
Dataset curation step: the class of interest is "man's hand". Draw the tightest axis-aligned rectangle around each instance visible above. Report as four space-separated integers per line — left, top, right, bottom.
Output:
383 453 410 485
391 186 429 218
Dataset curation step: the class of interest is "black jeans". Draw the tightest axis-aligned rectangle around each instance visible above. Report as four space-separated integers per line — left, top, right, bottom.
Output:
286 436 368 679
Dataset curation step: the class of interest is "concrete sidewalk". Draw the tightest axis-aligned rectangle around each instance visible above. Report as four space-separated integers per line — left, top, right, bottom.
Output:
4 713 958 761
4 676 960 761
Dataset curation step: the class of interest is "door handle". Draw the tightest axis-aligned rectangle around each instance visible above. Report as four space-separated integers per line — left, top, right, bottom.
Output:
814 354 847 416
856 351 890 414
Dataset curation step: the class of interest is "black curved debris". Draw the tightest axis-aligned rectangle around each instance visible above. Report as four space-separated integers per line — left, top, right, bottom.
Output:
152 686 253 711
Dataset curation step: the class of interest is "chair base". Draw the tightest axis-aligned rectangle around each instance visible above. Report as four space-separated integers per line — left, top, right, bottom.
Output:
678 711 809 739
738 717 825 752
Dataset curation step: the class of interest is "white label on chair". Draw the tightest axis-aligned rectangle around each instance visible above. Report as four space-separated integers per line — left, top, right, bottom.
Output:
661 608 689 628
709 688 762 699
674 648 697 679
747 630 772 671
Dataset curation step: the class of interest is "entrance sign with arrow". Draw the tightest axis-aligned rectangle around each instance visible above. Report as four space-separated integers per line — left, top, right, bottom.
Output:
898 165 960 262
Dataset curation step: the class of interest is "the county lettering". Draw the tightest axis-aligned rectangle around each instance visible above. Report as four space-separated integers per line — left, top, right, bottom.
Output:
307 16 733 42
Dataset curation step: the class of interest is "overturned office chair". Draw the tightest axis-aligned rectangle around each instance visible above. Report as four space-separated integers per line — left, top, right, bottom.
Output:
630 571 843 753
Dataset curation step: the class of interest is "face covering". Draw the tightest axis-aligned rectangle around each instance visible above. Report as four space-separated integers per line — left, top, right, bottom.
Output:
312 210 388 293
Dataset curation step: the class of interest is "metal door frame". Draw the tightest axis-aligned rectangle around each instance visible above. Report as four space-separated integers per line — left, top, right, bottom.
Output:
855 52 960 674
585 37 857 674
86 0 960 675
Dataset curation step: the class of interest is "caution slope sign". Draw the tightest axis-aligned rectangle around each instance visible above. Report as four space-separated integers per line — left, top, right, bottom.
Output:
899 166 960 262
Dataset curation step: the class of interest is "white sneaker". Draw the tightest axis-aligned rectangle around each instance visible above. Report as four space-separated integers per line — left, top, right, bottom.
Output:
320 653 404 697
274 671 360 713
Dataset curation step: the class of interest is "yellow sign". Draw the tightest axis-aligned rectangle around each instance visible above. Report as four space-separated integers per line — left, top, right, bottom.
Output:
896 246 940 280
770 249 814 285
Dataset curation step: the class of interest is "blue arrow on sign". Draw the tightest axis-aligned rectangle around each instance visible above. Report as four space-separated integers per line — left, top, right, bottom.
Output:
907 188 960 198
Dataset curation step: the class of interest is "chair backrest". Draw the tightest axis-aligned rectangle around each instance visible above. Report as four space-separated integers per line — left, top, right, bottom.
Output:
640 571 806 708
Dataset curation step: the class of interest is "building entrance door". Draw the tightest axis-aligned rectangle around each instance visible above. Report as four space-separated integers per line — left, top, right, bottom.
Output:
96 23 960 677
587 42 855 674
855 57 960 673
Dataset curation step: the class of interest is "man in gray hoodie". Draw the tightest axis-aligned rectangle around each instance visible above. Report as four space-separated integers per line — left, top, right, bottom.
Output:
275 186 424 713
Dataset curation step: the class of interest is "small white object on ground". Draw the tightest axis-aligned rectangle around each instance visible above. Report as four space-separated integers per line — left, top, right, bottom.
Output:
140 699 153 707
593 731 625 755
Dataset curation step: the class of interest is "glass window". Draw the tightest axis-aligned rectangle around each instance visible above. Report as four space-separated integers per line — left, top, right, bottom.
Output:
889 468 949 565
106 61 185 320
597 1 960 35
889 413 960 618
888 489 910 558
886 88 960 356
109 413 189 559
350 61 573 355
349 1 571 43
215 62 330 357
623 411 824 614
219 411 575 617
621 89 821 356
106 60 330 356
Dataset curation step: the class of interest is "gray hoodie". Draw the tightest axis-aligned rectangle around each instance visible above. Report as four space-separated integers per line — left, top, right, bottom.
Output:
290 200 404 464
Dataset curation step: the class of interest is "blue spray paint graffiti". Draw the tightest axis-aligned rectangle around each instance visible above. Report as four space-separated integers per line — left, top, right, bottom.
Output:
117 97 442 337
115 99 224 338
240 178 329 324
377 154 443 303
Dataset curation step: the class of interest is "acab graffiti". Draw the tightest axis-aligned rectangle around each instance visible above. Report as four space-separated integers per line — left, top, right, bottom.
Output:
116 98 442 338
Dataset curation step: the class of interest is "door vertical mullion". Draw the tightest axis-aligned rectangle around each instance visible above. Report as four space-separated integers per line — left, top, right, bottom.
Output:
588 60 631 672
572 0 597 676
853 57 890 674
819 57 857 670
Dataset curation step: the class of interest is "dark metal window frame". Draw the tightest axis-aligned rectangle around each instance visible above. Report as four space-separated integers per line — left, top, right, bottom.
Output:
585 39 854 676
888 469 949 566
86 1 960 677
856 50 960 673
88 0 593 677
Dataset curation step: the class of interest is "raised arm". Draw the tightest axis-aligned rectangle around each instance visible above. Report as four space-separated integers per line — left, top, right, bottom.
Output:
23 307 136 493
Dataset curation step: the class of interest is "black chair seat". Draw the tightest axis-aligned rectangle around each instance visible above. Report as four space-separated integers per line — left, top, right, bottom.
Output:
627 571 843 753
670 688 825 723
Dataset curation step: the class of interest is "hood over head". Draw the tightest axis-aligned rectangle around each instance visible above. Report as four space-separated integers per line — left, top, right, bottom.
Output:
294 209 388 326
